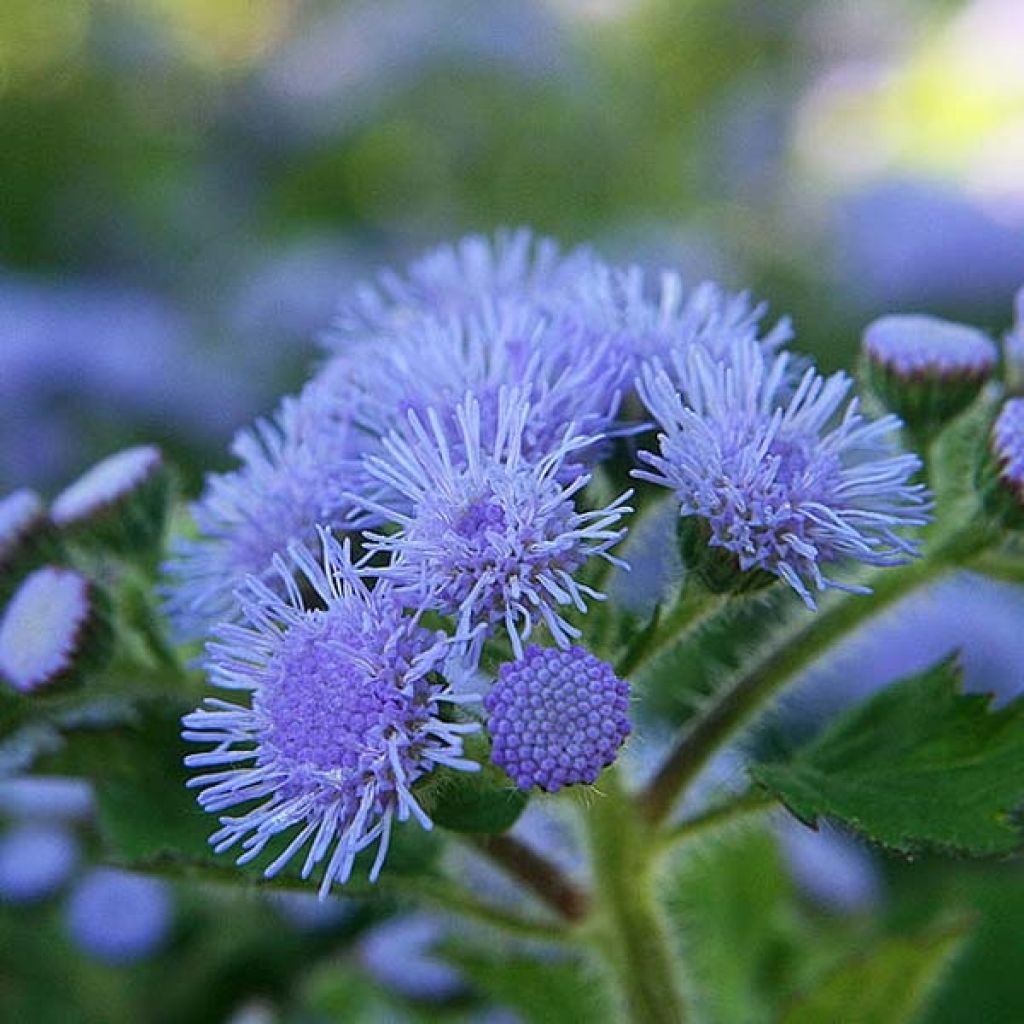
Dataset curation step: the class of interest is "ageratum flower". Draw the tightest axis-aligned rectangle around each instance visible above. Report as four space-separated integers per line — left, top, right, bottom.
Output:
578 269 792 370
162 390 363 640
636 339 930 607
315 303 629 484
325 228 599 348
354 390 632 661
183 530 479 896
485 645 631 792
0 567 112 693
862 314 997 428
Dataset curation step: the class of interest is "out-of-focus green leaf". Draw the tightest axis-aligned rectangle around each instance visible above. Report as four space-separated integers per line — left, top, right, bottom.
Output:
414 734 528 834
665 824 836 1024
446 947 612 1024
781 920 970 1024
753 658 1024 856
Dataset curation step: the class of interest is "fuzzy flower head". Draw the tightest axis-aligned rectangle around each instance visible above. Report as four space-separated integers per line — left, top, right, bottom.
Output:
485 645 631 792
355 390 632 661
326 228 599 348
183 530 479 897
163 391 363 640
577 270 792 371
318 303 629 482
636 340 930 607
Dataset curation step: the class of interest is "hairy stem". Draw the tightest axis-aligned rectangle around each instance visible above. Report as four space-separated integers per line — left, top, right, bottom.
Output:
468 833 589 922
586 770 688 1024
640 526 996 825
616 581 727 678
657 788 775 852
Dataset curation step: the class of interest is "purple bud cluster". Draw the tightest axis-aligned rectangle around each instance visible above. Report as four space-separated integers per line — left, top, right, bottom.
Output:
485 645 630 792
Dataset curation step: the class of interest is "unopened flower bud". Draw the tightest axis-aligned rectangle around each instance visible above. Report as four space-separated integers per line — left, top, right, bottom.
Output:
52 446 171 561
0 490 63 605
981 397 1024 527
0 567 113 694
863 314 997 430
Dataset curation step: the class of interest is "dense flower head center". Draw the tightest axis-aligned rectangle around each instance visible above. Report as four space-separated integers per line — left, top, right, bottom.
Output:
256 620 409 777
485 645 631 792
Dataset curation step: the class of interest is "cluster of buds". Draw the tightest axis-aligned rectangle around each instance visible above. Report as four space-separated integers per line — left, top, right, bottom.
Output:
0 447 172 695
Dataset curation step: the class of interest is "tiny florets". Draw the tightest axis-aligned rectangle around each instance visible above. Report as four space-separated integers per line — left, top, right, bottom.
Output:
863 315 997 379
326 228 600 347
322 303 629 478
577 270 792 369
992 397 1024 503
635 339 931 607
484 645 630 792
183 529 479 896
162 391 362 640
354 390 632 662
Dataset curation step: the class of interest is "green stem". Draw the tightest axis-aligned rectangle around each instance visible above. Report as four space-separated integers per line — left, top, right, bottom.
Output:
585 770 688 1024
616 581 727 678
657 789 775 852
640 526 996 825
118 855 572 944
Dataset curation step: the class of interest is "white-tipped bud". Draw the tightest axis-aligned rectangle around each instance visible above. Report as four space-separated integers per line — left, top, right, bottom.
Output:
0 567 112 694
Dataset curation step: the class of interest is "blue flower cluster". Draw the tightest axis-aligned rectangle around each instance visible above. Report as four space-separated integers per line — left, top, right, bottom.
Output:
172 229 930 894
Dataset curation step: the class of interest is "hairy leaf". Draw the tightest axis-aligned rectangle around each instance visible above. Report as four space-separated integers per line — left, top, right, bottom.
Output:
781 921 969 1024
446 948 612 1024
754 658 1024 856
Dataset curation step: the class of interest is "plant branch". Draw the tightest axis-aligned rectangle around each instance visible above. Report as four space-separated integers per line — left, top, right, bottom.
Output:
616 581 727 678
467 833 590 923
657 788 775 852
640 526 996 826
586 769 688 1023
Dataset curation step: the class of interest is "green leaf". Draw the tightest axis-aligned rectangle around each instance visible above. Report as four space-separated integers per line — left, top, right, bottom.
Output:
665 824 838 1024
781 921 970 1024
446 947 613 1024
753 657 1024 856
414 734 528 834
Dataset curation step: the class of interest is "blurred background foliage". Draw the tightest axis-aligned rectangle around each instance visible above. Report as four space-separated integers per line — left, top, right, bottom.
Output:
2 1 1023 1021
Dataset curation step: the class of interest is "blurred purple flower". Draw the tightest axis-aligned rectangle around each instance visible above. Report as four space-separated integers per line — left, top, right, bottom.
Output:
359 912 465 1002
65 868 173 964
788 572 1024 719
778 818 882 914
0 824 79 905
833 179 1024 309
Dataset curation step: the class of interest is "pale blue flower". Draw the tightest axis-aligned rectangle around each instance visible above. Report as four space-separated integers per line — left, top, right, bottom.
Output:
162 388 363 640
183 530 479 896
353 390 632 661
636 339 930 607
326 228 599 347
